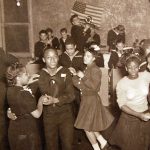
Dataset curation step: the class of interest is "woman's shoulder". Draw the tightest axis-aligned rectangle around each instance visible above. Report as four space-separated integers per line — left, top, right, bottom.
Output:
139 70 150 75
139 71 150 80
7 86 23 98
89 64 102 74
7 86 22 92
117 76 128 87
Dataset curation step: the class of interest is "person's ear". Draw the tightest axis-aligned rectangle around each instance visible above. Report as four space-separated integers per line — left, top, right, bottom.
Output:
93 57 96 62
74 45 76 49
16 76 20 83
42 58 45 63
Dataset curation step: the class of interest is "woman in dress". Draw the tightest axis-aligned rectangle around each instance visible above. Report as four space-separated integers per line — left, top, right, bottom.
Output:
6 63 43 150
110 55 150 150
72 47 114 150
0 47 18 150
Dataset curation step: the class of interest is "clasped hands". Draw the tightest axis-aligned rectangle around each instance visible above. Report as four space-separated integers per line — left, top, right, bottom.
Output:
69 67 84 78
140 112 150 122
42 94 59 106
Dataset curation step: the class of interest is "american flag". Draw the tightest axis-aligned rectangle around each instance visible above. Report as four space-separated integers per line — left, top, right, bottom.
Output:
71 1 105 28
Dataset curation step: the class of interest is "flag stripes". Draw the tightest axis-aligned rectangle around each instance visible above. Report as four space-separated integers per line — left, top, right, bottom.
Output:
71 10 101 27
71 1 104 28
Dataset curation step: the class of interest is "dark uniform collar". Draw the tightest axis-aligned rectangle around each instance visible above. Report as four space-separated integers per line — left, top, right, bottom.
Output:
64 50 79 61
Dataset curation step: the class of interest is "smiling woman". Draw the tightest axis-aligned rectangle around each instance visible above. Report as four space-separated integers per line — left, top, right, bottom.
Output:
72 47 114 150
109 55 150 150
6 63 43 150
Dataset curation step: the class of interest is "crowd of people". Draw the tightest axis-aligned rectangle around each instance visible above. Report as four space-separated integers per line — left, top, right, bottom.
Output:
0 14 150 150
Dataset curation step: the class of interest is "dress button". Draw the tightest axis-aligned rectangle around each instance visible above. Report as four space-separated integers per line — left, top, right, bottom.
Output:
78 81 80 84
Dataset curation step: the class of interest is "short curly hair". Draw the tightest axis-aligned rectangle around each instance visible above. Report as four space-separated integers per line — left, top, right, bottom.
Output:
70 14 78 24
85 47 99 58
6 63 25 86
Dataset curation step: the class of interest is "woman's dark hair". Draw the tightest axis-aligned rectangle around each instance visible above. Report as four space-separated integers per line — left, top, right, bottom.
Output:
6 63 25 87
86 47 98 58
125 55 141 67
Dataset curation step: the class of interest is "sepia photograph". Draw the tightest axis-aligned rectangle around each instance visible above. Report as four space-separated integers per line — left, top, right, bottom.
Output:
0 0 150 150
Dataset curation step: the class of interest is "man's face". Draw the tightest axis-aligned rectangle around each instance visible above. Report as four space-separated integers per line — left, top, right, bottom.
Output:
116 42 124 52
43 50 59 69
61 31 67 39
72 17 80 25
65 44 76 56
40 33 47 41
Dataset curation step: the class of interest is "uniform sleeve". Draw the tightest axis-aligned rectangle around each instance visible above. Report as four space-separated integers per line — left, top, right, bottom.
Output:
29 81 41 101
34 42 43 58
93 34 101 45
116 80 127 108
108 52 119 69
52 37 60 49
96 53 104 67
77 56 86 71
34 43 39 58
38 71 50 95
56 71 75 106
118 33 125 44
82 68 101 90
72 75 86 90
107 30 113 46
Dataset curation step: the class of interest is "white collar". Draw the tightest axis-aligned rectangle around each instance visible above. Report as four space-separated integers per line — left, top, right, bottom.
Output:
113 29 119 35
42 66 63 76
64 50 79 61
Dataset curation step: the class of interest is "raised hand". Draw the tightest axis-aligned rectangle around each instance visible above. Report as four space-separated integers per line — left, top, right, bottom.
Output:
28 74 40 85
77 70 84 78
68 67 77 76
42 95 54 105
